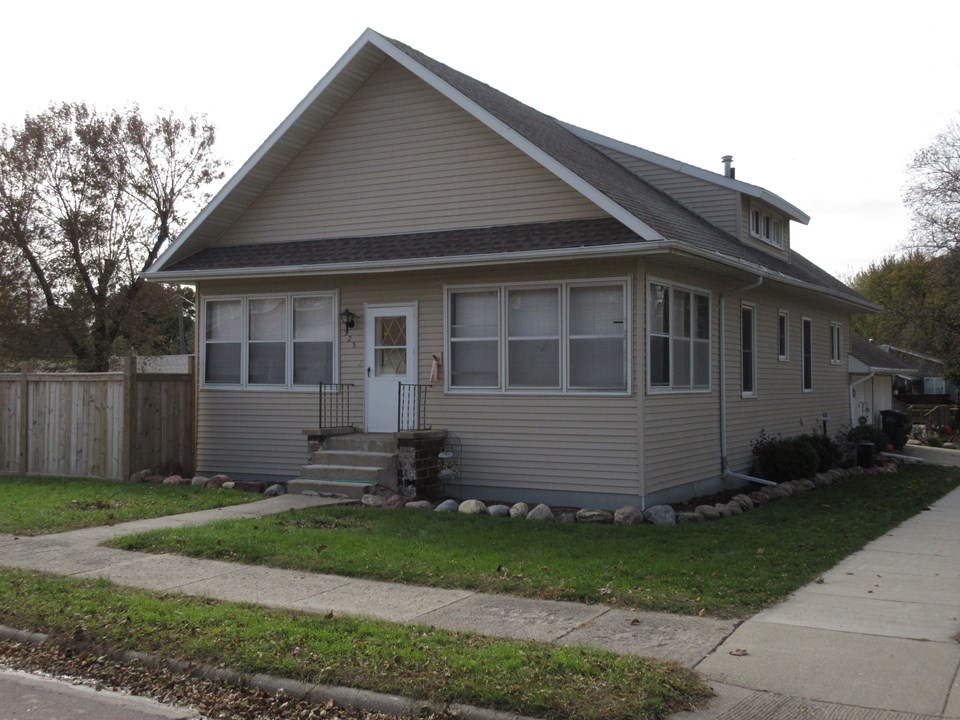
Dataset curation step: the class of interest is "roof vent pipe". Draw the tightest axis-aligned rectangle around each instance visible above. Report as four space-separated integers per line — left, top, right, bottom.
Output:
722 155 735 179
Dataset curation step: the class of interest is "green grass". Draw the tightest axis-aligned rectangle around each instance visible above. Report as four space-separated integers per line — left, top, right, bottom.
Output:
0 569 709 720
0 476 258 535
112 465 959 617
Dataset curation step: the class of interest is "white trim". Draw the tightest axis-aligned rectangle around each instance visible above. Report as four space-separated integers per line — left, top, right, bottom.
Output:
645 276 712 395
778 309 790 362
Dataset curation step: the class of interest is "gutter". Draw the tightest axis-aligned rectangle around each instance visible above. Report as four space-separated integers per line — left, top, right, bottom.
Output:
718 276 776 487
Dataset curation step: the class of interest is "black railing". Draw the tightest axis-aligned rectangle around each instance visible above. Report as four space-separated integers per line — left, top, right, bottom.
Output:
398 383 430 431
319 382 354 429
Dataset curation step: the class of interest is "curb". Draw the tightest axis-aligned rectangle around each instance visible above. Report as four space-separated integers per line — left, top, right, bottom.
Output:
0 624 536 720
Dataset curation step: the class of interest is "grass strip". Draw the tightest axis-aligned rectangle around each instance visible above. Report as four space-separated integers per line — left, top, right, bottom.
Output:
112 465 959 617
0 568 710 720
0 476 257 535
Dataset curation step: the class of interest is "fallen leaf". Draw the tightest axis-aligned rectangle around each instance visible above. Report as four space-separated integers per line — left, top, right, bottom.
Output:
698 609 706 617
629 618 641 626
324 611 334 619
756 548 765 556
729 648 749 656
814 577 825 584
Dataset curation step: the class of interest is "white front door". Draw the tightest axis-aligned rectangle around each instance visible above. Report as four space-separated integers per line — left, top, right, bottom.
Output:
364 304 417 432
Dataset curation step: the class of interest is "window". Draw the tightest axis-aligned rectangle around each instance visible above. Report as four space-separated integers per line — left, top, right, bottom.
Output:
741 305 755 395
749 204 784 248
829 322 842 364
447 280 628 393
802 317 813 391
778 311 789 361
202 294 336 388
648 281 710 391
924 377 946 395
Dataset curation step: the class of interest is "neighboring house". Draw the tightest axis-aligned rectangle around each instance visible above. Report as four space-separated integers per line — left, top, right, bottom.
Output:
880 346 958 405
144 29 875 509
849 333 918 426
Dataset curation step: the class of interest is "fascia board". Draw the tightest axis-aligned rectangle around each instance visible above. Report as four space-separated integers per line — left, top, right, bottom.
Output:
366 32 665 243
564 122 811 225
147 29 382 275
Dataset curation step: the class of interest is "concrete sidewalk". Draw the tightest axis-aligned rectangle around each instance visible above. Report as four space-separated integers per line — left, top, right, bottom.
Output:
3 487 960 719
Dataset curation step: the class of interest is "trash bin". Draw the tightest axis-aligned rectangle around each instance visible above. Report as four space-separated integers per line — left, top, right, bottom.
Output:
857 441 876 468
880 409 910 451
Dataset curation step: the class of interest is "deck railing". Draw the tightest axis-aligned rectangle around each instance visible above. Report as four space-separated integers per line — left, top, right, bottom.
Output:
398 383 430 431
319 382 354 429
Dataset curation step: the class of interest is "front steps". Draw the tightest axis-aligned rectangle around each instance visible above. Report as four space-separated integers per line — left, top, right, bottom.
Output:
291 433 398 498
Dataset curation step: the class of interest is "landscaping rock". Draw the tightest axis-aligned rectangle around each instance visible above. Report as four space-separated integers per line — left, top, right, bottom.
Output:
731 494 754 511
526 503 555 521
234 481 267 493
221 481 236 490
943 442 958 450
128 469 151 483
143 474 165 484
812 473 831 488
162 475 182 485
406 500 434 510
758 486 780 501
383 494 411 509
488 504 511 517
644 504 676 526
361 493 384 507
614 505 645 525
907 438 922 446
263 483 286 497
848 466 864 476
725 501 743 515
434 499 458 512
714 503 733 519
748 491 769 505
557 511 577 523
458 499 487 514
777 482 795 496
191 476 208 487
677 511 703 524
205 474 230 489
695 504 720 521
576 508 614 524
797 479 816 491
509 502 530 519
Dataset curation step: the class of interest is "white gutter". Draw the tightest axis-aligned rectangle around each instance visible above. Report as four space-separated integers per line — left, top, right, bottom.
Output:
851 372 876 389
719 276 777 486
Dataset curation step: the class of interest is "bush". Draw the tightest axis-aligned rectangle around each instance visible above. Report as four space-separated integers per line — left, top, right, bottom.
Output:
927 434 943 448
752 432 820 482
801 433 842 472
846 424 889 450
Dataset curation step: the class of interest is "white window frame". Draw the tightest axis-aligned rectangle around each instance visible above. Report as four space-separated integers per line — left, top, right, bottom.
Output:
778 310 789 362
444 278 631 395
829 321 843 365
741 303 756 397
749 203 784 248
200 292 339 390
646 278 712 394
802 316 813 392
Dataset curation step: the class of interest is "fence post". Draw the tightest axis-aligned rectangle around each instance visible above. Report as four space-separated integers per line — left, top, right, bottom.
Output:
186 354 197 475
18 362 33 474
121 354 135 482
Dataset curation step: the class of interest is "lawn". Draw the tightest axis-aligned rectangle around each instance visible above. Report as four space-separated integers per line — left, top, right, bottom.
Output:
111 465 959 617
0 476 258 535
0 568 709 720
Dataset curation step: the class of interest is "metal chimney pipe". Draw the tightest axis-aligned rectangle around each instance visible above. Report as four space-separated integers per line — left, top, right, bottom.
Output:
721 155 734 178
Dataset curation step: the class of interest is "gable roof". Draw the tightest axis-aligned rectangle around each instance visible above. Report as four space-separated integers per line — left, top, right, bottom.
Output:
147 29 873 311
880 345 944 378
850 333 919 374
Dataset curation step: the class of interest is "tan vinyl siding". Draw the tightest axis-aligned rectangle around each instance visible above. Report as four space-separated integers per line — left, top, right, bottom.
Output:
196 258 641 498
215 59 604 247
598 149 740 236
723 287 850 473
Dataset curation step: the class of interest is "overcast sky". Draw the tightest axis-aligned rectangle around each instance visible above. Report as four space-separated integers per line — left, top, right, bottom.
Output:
3 0 958 279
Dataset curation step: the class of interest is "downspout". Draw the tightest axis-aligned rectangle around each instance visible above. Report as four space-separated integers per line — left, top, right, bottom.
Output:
719 276 777 486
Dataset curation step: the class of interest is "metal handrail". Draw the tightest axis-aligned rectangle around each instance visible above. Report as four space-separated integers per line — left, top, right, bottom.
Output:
319 382 354 429
398 382 430 431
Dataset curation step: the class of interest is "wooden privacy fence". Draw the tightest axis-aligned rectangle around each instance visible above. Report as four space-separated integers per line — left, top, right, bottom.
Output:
0 356 195 480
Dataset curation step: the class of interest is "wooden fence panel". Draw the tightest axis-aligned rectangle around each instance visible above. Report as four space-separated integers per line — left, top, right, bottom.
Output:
0 357 195 480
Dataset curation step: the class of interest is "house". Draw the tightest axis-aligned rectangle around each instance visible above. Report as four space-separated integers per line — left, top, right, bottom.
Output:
880 345 958 429
849 333 918 426
145 29 876 509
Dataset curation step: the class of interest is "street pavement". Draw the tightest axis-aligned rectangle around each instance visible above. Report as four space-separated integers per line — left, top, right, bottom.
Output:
1 478 959 719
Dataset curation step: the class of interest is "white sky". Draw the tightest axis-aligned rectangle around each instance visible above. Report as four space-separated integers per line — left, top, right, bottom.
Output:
3 0 959 280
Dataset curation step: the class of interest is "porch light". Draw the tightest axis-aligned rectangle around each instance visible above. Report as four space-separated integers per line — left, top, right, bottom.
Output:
339 307 356 334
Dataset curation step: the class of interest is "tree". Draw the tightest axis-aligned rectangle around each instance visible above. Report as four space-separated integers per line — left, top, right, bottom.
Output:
905 117 960 254
0 103 223 371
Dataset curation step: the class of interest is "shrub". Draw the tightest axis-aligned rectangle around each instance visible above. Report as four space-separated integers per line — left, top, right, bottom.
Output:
800 433 842 472
752 432 819 482
846 424 888 450
927 434 943 448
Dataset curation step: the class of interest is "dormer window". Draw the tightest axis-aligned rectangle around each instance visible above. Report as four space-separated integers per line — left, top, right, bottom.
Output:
750 205 783 248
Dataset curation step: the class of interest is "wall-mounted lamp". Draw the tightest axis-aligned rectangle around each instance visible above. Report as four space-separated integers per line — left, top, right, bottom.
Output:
339 307 356 335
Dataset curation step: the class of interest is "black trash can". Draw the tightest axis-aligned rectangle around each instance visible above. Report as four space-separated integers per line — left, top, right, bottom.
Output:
857 441 876 468
880 409 910 451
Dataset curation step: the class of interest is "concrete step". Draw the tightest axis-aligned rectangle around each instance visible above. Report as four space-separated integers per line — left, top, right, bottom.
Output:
299 463 394 484
323 433 398 454
310 450 396 468
287 478 372 499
